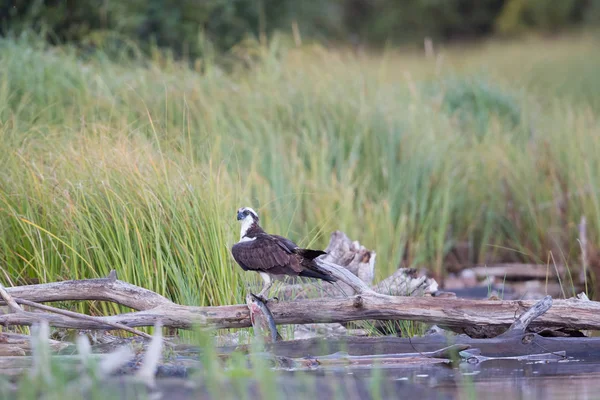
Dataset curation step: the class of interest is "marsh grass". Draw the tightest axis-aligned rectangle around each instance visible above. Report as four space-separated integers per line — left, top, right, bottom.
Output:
0 321 395 400
0 31 599 322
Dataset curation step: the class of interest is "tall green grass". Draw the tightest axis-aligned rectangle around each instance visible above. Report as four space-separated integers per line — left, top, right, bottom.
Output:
0 323 396 400
1 32 600 310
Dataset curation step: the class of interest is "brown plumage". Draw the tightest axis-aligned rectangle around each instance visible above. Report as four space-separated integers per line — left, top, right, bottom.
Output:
231 207 336 299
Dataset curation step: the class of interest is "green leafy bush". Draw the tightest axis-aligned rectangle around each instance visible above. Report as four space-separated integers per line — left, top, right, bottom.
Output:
0 0 331 58
1 0 598 59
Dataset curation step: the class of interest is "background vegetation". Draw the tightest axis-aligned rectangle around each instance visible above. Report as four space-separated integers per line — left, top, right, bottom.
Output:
2 0 599 59
1 30 599 310
0 5 598 400
0 2 599 313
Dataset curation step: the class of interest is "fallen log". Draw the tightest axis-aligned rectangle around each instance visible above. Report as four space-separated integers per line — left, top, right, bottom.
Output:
0 332 69 355
225 333 600 360
5 271 170 311
471 264 566 280
0 354 108 370
1 273 600 337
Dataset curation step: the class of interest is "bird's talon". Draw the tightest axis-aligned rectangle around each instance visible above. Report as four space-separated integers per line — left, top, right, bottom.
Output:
251 293 268 304
253 294 278 304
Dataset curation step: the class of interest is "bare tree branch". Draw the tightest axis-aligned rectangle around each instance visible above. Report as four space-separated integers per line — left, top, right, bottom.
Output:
500 295 553 337
14 298 153 340
5 273 173 311
0 282 23 313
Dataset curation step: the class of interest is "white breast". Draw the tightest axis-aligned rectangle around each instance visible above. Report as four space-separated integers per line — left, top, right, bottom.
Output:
239 236 256 242
240 215 255 240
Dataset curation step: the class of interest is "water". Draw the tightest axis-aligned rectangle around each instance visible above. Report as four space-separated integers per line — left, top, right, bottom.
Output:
85 335 600 399
277 357 600 399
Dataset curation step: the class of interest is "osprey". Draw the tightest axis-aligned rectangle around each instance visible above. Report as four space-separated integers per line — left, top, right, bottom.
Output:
231 207 336 301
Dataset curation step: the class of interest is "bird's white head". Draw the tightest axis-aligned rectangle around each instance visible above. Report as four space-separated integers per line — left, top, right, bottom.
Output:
237 207 259 240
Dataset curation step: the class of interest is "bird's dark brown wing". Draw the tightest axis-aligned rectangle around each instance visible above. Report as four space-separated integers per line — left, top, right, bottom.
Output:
270 234 298 252
231 234 294 272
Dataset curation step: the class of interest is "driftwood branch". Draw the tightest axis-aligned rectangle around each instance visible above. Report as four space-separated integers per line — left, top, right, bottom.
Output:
503 295 553 336
284 231 436 299
5 275 173 311
314 259 376 295
0 272 155 340
323 231 376 285
0 282 23 313
0 274 600 338
14 298 153 340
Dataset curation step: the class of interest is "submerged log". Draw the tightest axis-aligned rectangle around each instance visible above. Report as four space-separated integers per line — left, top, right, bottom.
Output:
226 333 600 360
460 349 566 364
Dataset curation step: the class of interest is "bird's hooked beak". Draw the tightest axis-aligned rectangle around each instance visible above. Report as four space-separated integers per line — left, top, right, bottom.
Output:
237 210 245 221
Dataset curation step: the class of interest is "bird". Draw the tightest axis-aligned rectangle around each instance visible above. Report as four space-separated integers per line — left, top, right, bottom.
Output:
231 207 337 302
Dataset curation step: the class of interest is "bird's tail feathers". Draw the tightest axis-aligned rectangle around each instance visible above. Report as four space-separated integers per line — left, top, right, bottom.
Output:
298 268 337 283
294 248 327 260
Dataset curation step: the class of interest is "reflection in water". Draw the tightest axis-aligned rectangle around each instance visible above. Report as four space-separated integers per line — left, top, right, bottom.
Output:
282 358 600 399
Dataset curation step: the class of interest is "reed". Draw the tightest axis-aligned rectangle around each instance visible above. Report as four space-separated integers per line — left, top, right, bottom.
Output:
0 32 599 312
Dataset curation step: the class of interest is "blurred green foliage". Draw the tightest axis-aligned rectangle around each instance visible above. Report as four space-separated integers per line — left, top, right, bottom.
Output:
438 77 522 134
1 0 598 59
496 0 589 34
0 0 341 58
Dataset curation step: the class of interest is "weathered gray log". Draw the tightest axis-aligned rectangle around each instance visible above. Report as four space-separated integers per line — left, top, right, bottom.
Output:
2 275 600 337
0 354 108 370
0 332 68 354
0 346 26 356
5 275 172 310
323 231 376 286
14 297 153 339
471 264 565 280
373 268 438 296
